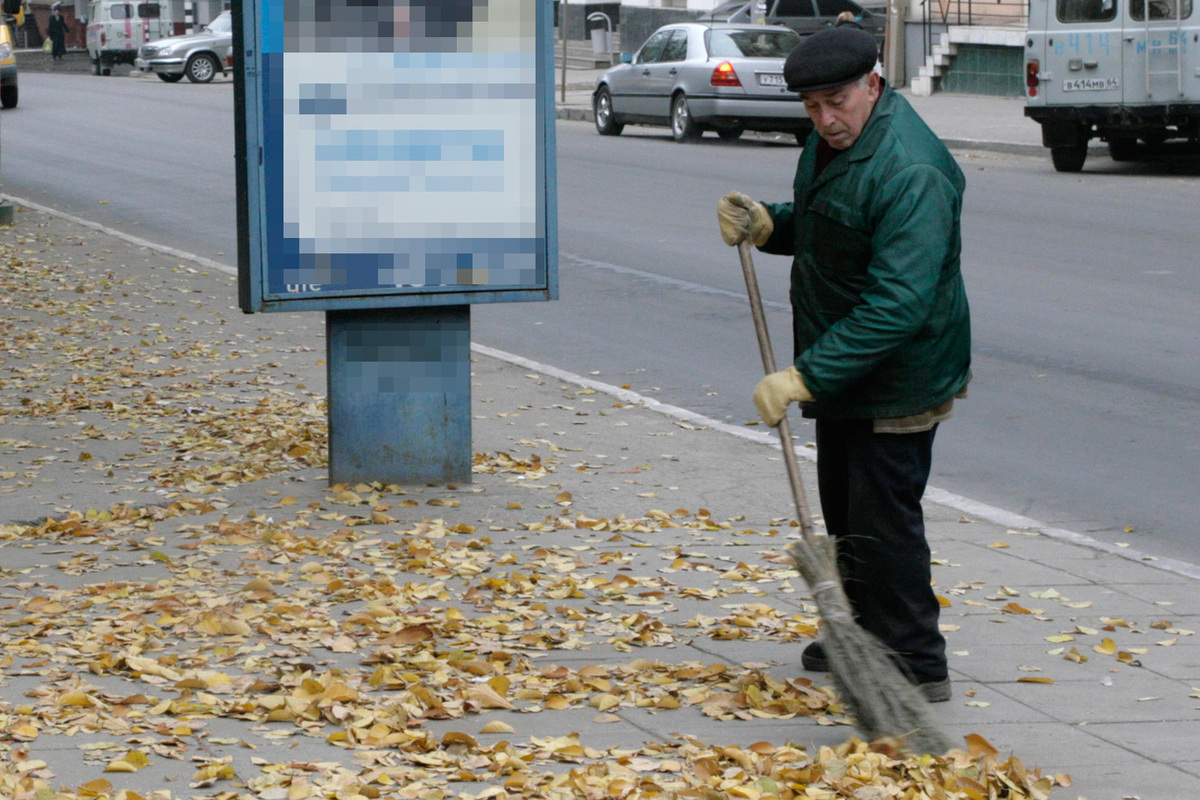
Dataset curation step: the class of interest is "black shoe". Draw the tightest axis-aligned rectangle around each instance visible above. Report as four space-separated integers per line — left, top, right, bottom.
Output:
801 641 829 672
803 640 951 702
918 678 952 703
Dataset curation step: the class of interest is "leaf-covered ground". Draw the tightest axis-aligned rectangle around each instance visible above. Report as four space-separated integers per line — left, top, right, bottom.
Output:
0 213 1084 798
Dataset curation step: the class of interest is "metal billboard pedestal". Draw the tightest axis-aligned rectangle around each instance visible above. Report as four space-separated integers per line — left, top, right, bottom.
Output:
326 306 472 486
236 1 556 488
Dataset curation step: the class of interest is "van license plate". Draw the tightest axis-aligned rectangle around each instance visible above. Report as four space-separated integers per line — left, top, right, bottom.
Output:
758 73 786 86
1063 78 1118 91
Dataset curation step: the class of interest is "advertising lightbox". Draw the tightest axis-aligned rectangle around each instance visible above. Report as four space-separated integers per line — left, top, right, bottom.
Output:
236 0 558 313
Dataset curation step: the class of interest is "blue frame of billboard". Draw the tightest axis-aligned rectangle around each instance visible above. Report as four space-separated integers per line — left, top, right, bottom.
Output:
234 0 559 314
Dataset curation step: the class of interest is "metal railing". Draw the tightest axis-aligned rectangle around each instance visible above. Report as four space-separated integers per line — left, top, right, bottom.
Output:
919 0 1029 66
923 0 1029 26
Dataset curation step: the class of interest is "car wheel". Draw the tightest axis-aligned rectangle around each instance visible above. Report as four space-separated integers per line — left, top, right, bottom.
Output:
671 94 702 142
1050 144 1087 173
593 87 624 136
717 126 743 142
185 53 219 84
1107 137 1137 162
158 72 184 83
1 85 16 109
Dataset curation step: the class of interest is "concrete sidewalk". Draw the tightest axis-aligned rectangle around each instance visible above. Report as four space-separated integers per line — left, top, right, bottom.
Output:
2 200 1199 798
554 67 1050 156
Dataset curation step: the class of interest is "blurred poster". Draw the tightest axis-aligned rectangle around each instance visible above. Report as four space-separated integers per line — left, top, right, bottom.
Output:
262 0 546 296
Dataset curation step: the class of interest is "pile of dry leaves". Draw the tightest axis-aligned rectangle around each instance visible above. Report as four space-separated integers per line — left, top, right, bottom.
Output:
0 221 1078 799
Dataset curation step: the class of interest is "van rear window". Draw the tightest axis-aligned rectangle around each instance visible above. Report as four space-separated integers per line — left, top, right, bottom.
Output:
1056 0 1117 21
137 3 161 18
772 0 817 17
1130 0 1192 19
110 4 131 20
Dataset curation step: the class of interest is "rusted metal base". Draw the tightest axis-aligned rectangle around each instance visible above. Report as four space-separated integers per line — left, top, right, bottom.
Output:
326 305 472 486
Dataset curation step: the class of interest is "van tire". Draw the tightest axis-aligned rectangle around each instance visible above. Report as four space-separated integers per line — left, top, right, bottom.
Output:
1 85 16 109
185 53 219 84
1050 145 1087 172
1108 138 1137 161
91 58 100 76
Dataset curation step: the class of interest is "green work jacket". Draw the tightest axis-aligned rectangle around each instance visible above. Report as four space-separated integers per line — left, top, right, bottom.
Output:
759 84 971 420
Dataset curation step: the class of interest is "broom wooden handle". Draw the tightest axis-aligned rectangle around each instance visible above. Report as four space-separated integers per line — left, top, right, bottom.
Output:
736 241 817 540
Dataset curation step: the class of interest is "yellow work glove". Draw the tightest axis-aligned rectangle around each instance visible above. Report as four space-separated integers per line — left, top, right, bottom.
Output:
753 366 813 427
717 191 774 247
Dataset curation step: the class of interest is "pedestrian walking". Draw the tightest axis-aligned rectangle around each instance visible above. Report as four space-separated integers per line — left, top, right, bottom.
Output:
47 2 69 63
716 25 972 702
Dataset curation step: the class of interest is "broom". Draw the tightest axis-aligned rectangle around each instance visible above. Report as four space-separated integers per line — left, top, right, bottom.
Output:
736 240 952 755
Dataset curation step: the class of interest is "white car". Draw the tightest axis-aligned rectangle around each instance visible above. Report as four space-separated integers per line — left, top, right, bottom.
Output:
593 23 810 143
135 10 233 84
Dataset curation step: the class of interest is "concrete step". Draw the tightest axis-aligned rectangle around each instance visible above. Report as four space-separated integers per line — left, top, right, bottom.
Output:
555 55 617 69
910 74 935 96
552 36 623 69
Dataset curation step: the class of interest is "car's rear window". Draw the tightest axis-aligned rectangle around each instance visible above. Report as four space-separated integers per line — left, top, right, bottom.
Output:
708 29 800 58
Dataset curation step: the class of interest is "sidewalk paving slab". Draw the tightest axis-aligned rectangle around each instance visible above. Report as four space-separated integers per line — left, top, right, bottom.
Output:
3 197 1200 799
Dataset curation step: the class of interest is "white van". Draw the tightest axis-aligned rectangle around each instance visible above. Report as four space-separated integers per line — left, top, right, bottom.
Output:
1024 0 1200 171
86 0 181 75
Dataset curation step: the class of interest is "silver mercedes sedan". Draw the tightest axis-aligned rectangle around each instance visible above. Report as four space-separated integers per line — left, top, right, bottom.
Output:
592 23 810 143
135 10 233 84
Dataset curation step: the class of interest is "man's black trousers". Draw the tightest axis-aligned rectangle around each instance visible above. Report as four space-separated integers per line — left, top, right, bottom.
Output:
814 418 947 683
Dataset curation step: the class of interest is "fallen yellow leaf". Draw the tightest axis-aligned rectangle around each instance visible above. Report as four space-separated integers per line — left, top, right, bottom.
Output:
480 720 514 733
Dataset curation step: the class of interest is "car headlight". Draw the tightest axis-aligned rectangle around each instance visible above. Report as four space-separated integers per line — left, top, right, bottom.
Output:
0 43 12 61
153 44 178 56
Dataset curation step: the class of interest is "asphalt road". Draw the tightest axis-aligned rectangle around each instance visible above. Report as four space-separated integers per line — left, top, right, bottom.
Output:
2 72 237 264
4 72 1199 565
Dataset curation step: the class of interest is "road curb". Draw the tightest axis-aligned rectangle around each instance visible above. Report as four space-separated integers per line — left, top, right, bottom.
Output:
555 106 1058 157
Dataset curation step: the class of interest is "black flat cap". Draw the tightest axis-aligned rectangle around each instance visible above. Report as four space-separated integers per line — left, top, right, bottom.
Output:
783 26 879 93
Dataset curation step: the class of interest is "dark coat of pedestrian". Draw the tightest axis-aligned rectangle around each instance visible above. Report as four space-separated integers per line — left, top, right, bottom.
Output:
47 5 69 62
716 25 971 703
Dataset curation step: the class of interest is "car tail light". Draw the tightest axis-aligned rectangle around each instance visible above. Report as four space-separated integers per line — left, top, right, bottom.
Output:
710 61 741 87
1026 60 1039 97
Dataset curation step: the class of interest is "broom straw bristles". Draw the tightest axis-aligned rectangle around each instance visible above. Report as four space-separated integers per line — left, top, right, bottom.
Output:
735 242 952 755
786 539 954 755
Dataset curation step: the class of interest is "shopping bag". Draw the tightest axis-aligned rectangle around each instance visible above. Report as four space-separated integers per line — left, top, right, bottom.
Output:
42 39 52 53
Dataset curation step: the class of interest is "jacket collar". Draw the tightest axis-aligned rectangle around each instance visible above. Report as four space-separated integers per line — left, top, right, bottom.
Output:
808 80 896 189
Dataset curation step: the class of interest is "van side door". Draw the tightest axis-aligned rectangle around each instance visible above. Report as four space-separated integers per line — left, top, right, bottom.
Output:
1123 0 1195 102
108 3 136 53
1040 0 1123 106
766 0 825 36
137 2 167 43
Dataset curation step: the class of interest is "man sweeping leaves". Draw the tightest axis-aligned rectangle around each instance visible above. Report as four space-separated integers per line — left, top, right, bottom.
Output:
718 25 972 704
